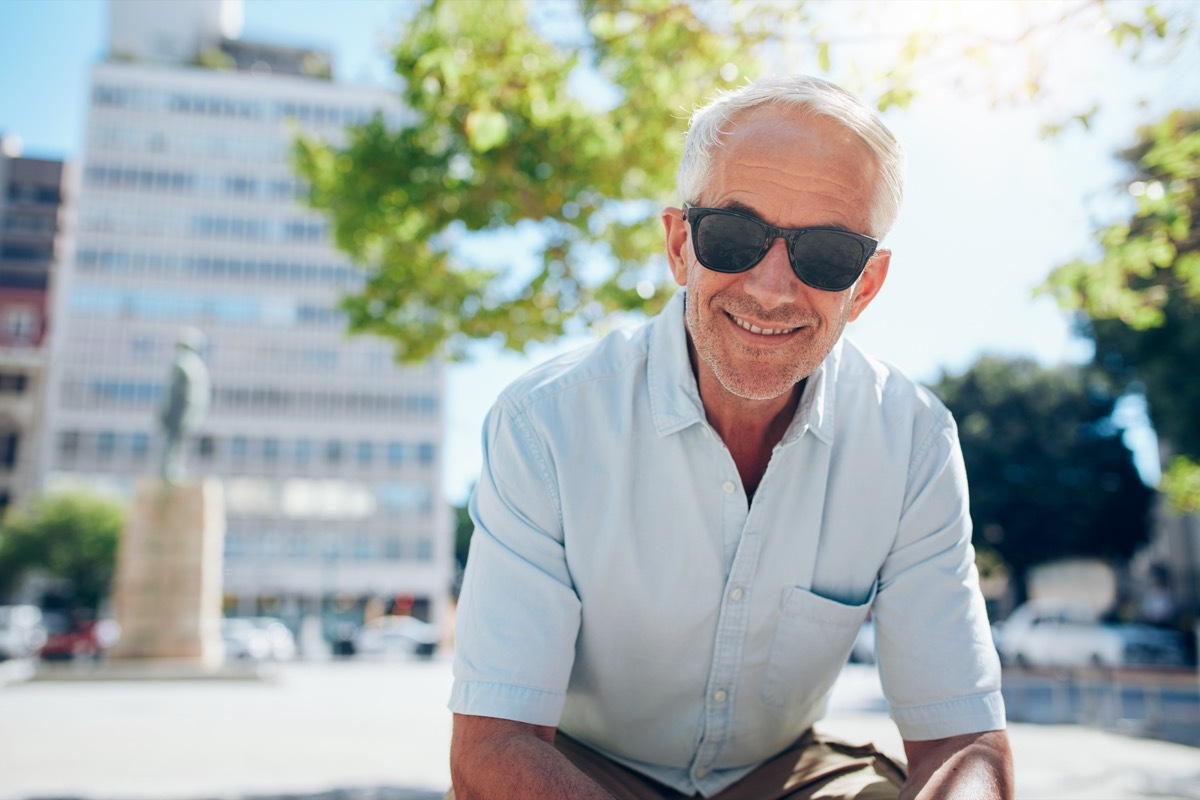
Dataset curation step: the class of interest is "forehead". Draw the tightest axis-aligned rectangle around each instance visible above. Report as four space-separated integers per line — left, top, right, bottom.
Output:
701 105 879 233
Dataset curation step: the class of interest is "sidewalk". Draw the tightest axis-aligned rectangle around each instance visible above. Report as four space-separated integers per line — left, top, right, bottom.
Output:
1 658 1198 800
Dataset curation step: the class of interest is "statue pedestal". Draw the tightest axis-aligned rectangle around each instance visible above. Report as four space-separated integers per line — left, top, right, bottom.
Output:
109 478 225 668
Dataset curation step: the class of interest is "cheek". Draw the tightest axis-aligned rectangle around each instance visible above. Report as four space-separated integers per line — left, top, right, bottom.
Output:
688 262 741 301
813 289 855 323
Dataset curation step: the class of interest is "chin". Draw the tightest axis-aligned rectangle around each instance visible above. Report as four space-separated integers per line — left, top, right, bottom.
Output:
712 368 803 402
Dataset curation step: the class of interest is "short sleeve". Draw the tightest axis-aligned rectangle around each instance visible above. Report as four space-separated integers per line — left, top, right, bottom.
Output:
448 397 582 727
872 412 1006 741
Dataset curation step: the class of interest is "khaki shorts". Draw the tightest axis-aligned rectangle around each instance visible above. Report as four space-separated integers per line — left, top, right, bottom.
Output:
448 728 906 799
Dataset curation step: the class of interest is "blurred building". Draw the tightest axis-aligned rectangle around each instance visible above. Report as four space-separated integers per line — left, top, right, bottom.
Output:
40 0 454 636
0 136 67 519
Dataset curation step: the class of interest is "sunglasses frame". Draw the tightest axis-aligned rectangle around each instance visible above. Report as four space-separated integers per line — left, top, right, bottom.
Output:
682 204 879 292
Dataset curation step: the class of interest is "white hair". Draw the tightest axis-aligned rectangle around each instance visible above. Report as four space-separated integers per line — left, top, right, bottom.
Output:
676 74 906 239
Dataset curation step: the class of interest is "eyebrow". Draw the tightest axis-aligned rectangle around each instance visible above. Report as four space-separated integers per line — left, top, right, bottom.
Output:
717 200 859 235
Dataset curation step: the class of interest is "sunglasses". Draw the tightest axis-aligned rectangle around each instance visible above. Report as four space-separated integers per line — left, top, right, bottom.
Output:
682 205 878 292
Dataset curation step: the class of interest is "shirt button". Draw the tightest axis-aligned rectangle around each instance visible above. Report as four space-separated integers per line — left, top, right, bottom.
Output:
730 587 744 601
723 481 736 493
701 427 711 438
713 689 727 703
696 767 708 778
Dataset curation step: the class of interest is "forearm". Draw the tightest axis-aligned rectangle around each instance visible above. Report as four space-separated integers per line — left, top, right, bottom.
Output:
450 715 614 800
901 730 1013 800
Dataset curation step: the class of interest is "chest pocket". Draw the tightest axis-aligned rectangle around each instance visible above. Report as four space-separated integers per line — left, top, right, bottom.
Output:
761 583 875 709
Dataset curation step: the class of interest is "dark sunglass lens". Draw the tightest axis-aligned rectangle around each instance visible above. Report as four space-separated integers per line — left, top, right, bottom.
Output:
789 232 869 290
695 212 767 272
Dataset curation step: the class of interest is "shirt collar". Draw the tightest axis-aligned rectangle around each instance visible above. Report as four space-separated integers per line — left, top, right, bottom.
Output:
647 290 707 437
646 289 840 445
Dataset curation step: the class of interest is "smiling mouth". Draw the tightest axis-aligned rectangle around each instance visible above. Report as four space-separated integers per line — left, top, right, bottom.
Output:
729 313 798 336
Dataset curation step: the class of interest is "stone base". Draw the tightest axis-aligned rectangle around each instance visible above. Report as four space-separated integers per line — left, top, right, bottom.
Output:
109 478 226 667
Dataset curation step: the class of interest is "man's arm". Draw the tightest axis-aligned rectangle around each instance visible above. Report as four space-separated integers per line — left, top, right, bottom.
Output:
901 730 1013 800
450 714 613 800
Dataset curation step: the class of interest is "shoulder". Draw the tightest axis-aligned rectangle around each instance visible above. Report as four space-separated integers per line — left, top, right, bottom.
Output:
836 338 952 425
496 322 652 417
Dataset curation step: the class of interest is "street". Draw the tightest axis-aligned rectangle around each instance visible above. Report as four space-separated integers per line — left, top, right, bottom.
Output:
1 658 1199 800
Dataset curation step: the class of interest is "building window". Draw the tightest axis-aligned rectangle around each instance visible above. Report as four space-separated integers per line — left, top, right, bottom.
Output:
325 440 342 464
353 535 371 561
0 432 18 469
97 431 116 459
59 431 80 458
384 537 402 560
0 372 27 393
263 438 280 460
418 442 435 465
3 306 40 344
198 435 216 459
415 537 433 562
290 533 310 559
387 442 405 466
232 436 249 458
130 432 150 459
357 441 372 465
294 439 312 464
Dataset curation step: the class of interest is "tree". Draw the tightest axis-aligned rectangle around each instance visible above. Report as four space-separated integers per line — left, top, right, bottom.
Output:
0 493 126 613
295 0 1195 362
931 357 1153 598
295 0 771 362
1041 110 1200 511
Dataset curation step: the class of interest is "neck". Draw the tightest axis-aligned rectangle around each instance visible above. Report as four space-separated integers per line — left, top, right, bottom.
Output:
690 342 804 498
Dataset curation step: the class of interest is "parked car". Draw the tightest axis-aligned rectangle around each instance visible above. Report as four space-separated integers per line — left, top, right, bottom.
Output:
353 616 440 659
221 617 296 661
994 600 1186 669
248 617 297 661
38 613 119 661
0 605 47 660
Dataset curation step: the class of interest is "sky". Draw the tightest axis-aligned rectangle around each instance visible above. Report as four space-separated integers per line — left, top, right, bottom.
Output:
1 0 1196 504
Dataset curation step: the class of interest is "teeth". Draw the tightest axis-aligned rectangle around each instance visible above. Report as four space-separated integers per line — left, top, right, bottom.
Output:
732 314 795 336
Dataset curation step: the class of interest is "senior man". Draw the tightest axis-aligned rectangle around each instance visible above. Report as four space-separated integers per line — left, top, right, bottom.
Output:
448 74 1012 800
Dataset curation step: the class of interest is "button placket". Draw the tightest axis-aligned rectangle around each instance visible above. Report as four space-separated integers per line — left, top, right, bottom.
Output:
690 532 761 789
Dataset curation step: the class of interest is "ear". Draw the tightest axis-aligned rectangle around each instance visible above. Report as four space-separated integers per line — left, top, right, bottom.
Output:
662 207 690 287
848 248 889 322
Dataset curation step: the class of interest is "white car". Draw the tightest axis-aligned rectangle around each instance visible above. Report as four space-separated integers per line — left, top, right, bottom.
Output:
994 600 1185 669
221 617 296 662
0 605 47 660
353 616 440 659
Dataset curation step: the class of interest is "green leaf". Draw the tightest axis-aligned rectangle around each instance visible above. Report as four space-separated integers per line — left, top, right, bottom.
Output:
465 109 509 152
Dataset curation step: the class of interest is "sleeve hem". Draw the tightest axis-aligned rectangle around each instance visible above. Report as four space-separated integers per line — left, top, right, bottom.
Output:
449 679 566 728
890 690 1007 742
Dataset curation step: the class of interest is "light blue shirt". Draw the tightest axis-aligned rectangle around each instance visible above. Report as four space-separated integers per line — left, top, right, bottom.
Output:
450 290 1004 796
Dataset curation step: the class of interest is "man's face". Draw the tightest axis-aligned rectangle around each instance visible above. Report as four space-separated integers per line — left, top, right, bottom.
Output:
663 106 890 403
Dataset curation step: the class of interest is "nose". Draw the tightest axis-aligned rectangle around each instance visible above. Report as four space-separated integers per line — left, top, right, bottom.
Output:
741 237 799 307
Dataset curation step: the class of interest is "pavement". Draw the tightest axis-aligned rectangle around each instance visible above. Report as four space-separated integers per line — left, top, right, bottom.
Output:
1 657 1198 800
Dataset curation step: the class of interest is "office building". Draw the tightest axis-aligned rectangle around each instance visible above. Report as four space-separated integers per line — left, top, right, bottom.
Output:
41 0 454 633
0 137 66 518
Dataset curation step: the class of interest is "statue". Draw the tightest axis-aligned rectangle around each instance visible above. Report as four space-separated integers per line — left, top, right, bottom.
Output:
110 325 225 670
159 327 210 485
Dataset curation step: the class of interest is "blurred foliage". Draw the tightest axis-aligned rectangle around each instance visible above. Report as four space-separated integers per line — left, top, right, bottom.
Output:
0 493 126 613
296 0 777 361
193 48 235 71
932 357 1152 591
1042 110 1200 512
295 0 1193 362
